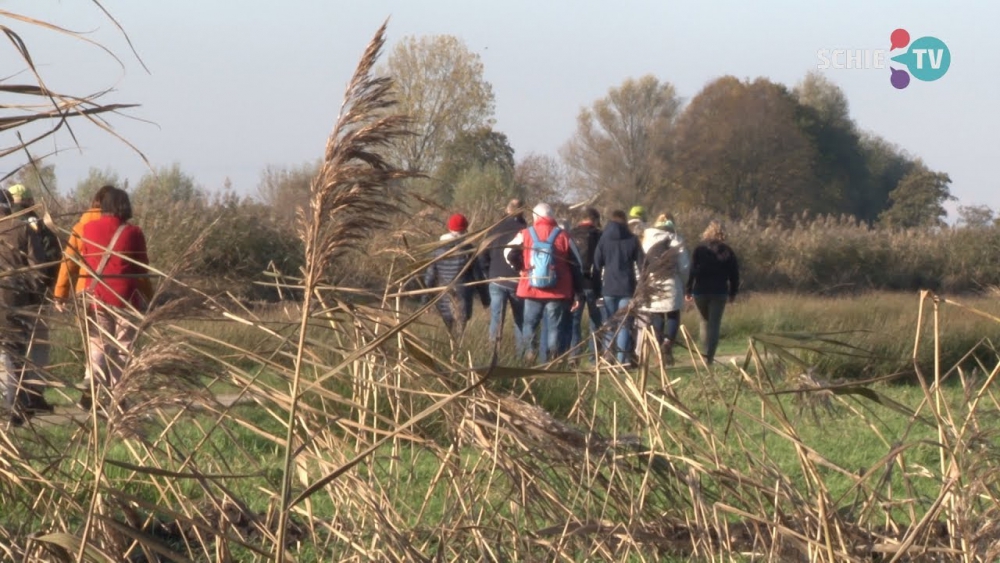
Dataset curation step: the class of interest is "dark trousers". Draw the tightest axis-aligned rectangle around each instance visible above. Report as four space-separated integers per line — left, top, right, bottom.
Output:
694 295 727 362
571 288 603 355
436 289 474 342
649 310 681 345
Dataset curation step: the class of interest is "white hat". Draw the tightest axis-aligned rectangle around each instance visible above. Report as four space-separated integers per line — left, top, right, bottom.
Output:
532 202 553 219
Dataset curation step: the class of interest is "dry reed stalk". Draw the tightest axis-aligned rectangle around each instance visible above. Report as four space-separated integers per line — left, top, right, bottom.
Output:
273 19 420 561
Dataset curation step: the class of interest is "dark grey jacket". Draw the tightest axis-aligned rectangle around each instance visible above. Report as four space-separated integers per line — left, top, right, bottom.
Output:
0 205 61 342
593 221 644 298
424 234 490 305
478 215 527 289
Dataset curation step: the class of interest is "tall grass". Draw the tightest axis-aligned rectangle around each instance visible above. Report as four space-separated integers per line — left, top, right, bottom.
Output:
8 20 1000 563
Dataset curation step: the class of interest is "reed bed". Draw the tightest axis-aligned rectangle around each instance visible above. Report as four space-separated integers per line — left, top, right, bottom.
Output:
5 21 1000 563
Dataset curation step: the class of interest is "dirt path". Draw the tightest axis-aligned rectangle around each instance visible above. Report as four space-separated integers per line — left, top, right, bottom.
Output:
24 393 249 427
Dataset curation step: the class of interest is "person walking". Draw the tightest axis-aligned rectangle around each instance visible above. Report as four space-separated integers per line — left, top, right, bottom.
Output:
568 206 603 357
424 213 490 345
638 214 690 365
685 220 740 365
539 216 579 360
53 185 115 307
0 185 61 425
478 199 526 346
504 203 582 363
594 209 644 366
79 187 154 405
627 205 647 240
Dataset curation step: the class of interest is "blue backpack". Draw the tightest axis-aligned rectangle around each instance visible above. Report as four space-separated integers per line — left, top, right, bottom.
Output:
528 226 560 288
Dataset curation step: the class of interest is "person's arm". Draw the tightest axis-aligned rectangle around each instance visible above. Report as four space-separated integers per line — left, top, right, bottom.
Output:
728 249 740 301
477 230 492 275
424 252 438 289
593 237 605 274
130 228 155 304
53 221 84 300
25 227 50 286
502 231 523 269
686 246 699 297
677 243 692 284
470 247 491 307
566 236 584 297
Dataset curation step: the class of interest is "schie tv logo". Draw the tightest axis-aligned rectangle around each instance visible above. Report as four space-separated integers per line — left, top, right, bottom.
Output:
817 28 950 89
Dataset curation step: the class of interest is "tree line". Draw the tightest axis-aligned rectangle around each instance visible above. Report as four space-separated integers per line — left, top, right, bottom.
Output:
6 33 995 300
381 34 960 229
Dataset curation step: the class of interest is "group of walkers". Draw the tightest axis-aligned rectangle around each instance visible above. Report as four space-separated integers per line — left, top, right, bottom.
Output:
424 200 741 368
1 182 740 426
1 184 151 426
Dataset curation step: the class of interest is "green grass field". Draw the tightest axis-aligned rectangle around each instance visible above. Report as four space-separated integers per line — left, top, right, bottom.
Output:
4 291 1000 561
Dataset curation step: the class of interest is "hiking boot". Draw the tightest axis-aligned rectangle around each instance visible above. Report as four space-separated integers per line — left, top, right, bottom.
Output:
78 391 93 411
23 394 54 415
661 339 675 366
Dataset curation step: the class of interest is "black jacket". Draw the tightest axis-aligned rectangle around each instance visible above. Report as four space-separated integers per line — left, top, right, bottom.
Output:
425 235 489 305
686 241 739 298
569 221 602 293
593 221 644 298
478 215 527 289
0 208 61 338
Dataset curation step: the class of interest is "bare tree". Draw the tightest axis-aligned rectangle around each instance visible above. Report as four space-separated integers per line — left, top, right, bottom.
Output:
514 153 566 205
561 75 680 207
380 35 495 175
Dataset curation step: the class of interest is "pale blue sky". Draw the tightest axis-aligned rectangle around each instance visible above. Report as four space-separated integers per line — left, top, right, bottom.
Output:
3 1 997 216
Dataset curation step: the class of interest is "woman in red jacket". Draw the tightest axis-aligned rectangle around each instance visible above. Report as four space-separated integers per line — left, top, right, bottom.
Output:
79 187 153 400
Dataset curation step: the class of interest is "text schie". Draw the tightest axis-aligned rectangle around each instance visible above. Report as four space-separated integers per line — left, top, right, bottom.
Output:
816 49 888 70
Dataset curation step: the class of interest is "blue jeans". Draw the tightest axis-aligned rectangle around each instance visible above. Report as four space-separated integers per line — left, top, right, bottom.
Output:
488 283 524 342
520 299 566 363
602 295 633 364
539 300 573 361
571 288 603 354
650 310 681 344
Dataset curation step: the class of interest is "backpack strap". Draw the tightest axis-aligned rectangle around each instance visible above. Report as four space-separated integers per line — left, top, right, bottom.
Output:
545 227 561 244
528 226 540 244
89 223 128 291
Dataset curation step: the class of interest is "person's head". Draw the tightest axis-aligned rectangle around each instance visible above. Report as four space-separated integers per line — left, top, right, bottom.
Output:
610 209 628 225
446 213 469 235
7 184 33 209
0 189 12 215
100 186 133 221
90 185 116 208
506 198 524 218
531 202 553 222
653 213 676 234
628 205 646 222
579 206 600 226
702 219 727 242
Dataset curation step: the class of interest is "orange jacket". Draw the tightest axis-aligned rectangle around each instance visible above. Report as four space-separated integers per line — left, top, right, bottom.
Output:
53 208 154 301
53 208 102 299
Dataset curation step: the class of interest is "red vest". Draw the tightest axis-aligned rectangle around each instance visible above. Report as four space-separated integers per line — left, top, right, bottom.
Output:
81 216 150 308
516 218 575 301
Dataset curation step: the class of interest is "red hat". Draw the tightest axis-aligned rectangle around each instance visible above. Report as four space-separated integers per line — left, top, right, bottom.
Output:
447 213 469 233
